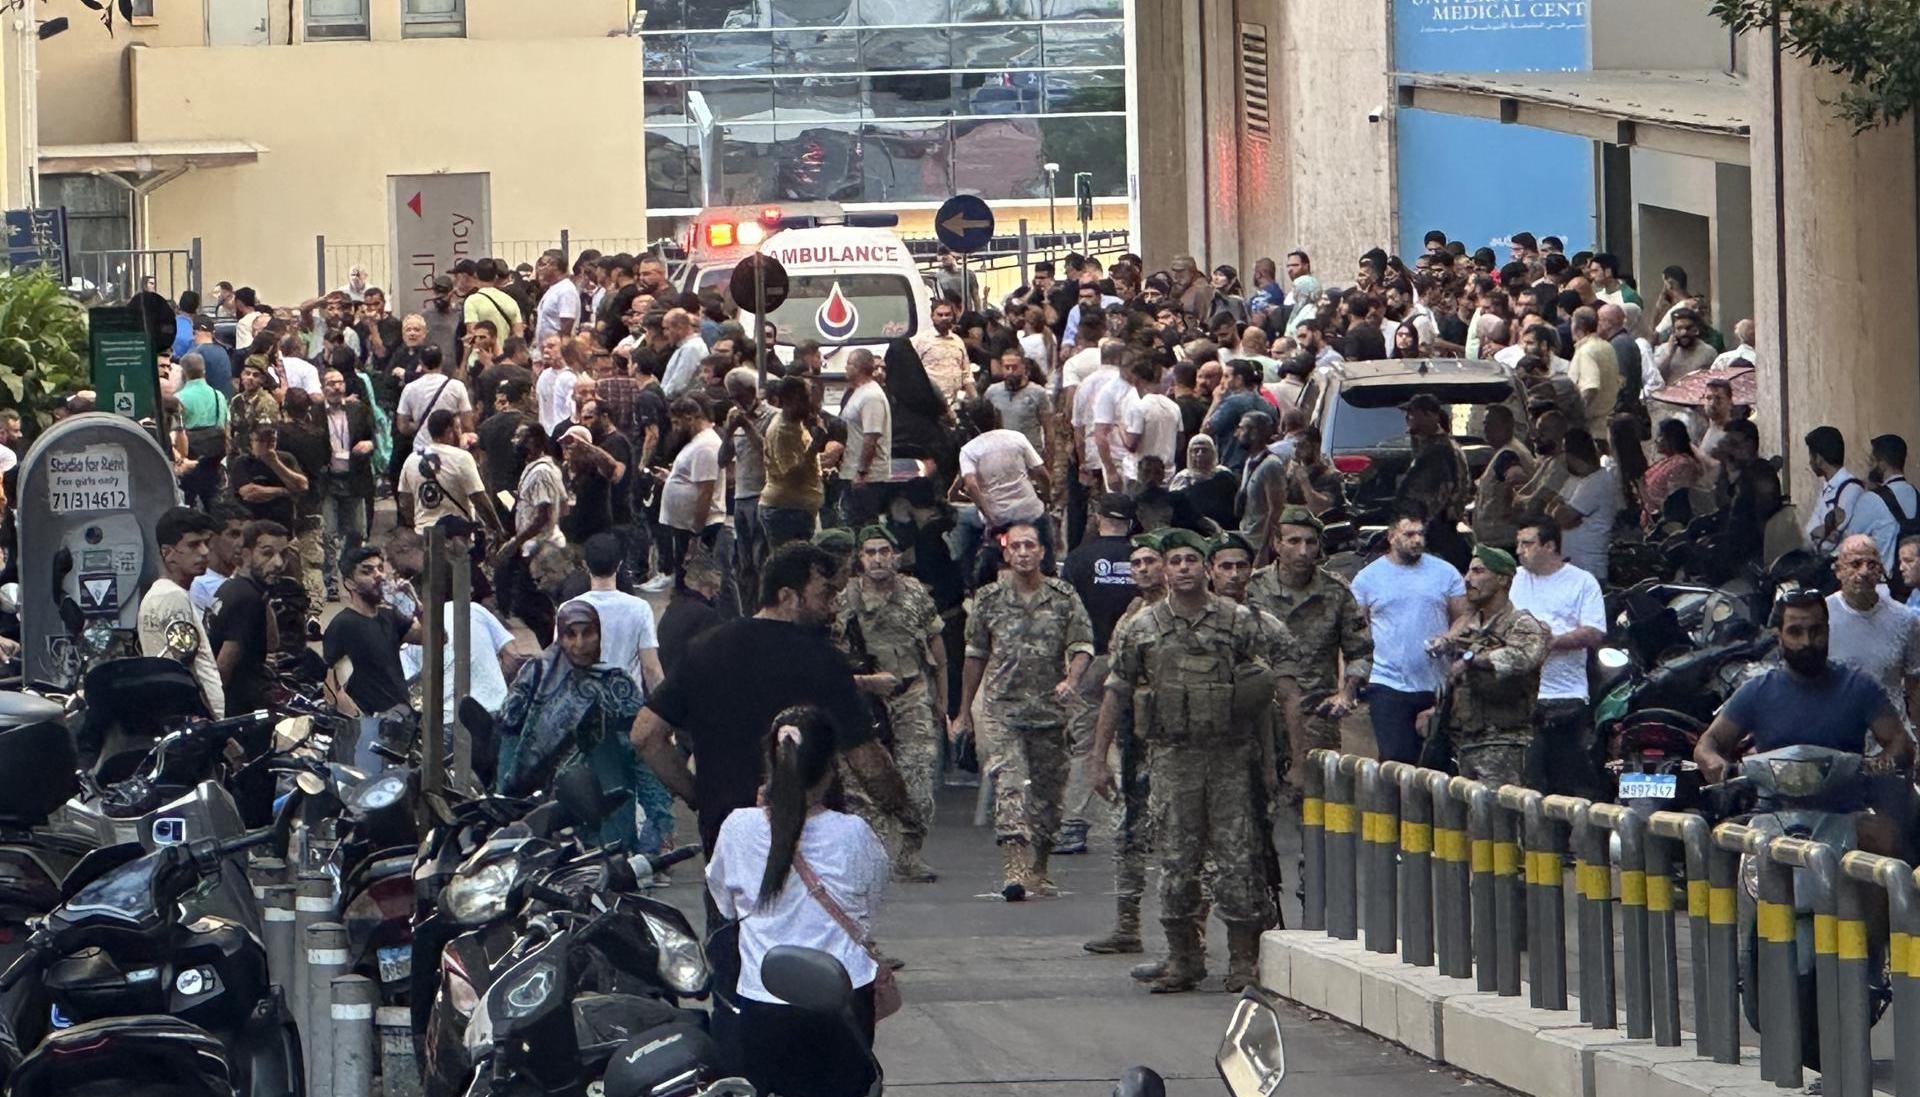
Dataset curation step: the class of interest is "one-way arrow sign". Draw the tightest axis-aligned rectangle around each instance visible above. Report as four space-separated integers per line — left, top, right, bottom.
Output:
934 194 995 255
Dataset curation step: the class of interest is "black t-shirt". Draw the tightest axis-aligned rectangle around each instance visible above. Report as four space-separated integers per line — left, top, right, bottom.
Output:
475 362 535 420
1177 467 1240 531
322 605 412 715
646 617 874 853
477 409 531 499
563 458 618 544
603 430 635 525
1063 534 1137 653
208 574 272 714
1175 394 1208 461
277 422 330 516
658 590 722 679
232 451 298 527
1437 312 1469 347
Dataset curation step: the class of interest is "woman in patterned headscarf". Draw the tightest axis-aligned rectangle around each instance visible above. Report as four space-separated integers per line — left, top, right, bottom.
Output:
494 599 672 852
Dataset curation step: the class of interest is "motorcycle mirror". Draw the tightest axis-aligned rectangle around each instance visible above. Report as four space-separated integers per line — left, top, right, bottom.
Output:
761 945 855 1015
0 582 20 616
1113 1066 1167 1097
295 771 327 797
1216 990 1286 1097
1597 648 1631 671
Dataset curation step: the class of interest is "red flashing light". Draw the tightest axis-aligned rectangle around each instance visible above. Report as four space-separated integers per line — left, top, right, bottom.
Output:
760 205 783 223
1332 455 1373 475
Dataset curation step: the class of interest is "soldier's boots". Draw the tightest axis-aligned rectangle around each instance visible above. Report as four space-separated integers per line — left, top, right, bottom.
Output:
1222 922 1264 994
1026 846 1060 898
1053 819 1090 855
1130 923 1205 980
894 835 938 884
1083 898 1143 954
1149 923 1208 994
1000 840 1031 902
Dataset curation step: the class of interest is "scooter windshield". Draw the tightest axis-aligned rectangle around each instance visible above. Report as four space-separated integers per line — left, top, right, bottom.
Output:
63 849 162 924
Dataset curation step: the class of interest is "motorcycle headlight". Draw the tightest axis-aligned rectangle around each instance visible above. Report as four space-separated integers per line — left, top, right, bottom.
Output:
353 772 408 812
1767 759 1826 799
463 996 495 1056
642 909 710 994
83 622 113 654
444 860 515 926
499 960 558 1020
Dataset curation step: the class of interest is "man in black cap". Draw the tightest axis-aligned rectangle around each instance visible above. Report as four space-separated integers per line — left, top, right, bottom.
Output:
1058 491 1140 854
1395 393 1472 571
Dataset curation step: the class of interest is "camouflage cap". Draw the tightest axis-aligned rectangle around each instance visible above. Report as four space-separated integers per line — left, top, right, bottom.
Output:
1472 544 1517 576
1159 529 1213 559
855 524 898 549
1274 506 1323 534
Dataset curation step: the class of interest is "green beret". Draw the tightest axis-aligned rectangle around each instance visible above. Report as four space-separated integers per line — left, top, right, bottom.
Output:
1473 544 1517 576
1211 531 1256 560
1159 529 1213 558
1275 506 1324 534
812 527 855 552
855 524 898 549
1130 532 1164 554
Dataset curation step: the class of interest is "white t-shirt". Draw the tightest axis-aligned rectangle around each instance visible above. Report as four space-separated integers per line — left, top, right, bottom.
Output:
400 603 515 723
136 577 225 718
1125 391 1182 478
707 807 889 1004
840 381 893 482
1510 563 1606 701
1560 467 1622 582
1826 592 1920 710
1061 346 1103 390
1351 553 1465 694
535 279 582 346
397 373 474 453
280 356 322 395
535 366 578 434
958 428 1046 525
515 457 567 556
398 443 486 532
1072 368 1122 465
663 427 727 531
190 568 228 613
561 589 659 691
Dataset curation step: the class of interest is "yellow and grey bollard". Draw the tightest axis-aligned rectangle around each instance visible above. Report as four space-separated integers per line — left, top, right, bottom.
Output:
1432 773 1473 978
1705 824 1745 1064
1828 858 1874 1097
1358 759 1399 955
1323 752 1358 941
1648 811 1714 1054
1642 819 1682 1045
306 922 349 1097
261 884 296 994
331 974 376 1097
1885 859 1920 1097
1489 786 1525 997
1767 837 1839 1086
1392 763 1434 967
1463 781 1498 991
1569 802 1616 1029
1590 805 1651 1038
1753 842 1803 1088
1524 793 1570 1011
1300 750 1328 932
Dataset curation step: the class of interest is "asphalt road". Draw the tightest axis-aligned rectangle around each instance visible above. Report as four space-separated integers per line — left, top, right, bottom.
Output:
650 783 1513 1097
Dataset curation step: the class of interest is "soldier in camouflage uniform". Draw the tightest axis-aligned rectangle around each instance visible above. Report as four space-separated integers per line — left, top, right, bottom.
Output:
1441 546 1549 786
1246 507 1372 805
834 525 950 883
1084 530 1168 955
1093 528 1278 993
957 520 1096 901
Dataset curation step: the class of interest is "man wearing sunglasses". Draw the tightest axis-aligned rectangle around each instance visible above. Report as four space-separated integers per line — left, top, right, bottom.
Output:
1695 585 1912 858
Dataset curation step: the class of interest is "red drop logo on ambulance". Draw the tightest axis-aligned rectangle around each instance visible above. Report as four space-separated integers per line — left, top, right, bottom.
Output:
815 282 859 340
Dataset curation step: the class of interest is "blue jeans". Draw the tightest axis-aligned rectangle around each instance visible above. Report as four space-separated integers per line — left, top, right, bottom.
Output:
1366 685 1433 764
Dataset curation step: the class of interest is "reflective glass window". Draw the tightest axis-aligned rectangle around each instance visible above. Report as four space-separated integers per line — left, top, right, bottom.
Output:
636 1 686 31
860 28 951 70
1035 115 1126 194
644 34 689 77
716 124 783 204
647 128 697 209
870 72 954 118
953 24 1041 67
953 0 1038 19
1041 0 1120 15
1042 21 1122 66
773 28 860 69
774 76 866 121
770 124 866 201
646 79 689 120
957 71 1043 115
860 122 953 202
769 0 855 25
685 0 765 29
688 30 773 75
951 119 1048 198
697 79 776 121
1042 68 1122 112
858 0 949 26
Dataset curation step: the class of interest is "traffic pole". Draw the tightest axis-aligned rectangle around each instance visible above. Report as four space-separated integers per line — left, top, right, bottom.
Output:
331 974 377 1097
262 884 295 995
292 872 330 1037
306 922 349 1097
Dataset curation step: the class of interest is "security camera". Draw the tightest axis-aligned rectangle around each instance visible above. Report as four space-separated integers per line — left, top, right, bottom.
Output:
1368 105 1385 124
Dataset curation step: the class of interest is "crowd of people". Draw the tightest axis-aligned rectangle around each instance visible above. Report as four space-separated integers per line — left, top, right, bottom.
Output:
108 220 1920 1015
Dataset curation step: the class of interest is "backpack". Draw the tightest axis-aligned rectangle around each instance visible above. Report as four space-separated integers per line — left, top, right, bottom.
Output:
1875 480 1920 540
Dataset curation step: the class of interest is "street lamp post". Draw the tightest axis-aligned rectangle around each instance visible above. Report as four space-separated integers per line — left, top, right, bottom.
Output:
1044 162 1059 243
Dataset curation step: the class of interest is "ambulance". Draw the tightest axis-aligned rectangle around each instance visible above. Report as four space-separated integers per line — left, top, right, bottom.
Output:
681 205 932 389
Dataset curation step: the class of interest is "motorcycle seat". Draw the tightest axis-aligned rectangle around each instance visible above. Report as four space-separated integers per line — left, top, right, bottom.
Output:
0 691 63 729
7 1015 233 1097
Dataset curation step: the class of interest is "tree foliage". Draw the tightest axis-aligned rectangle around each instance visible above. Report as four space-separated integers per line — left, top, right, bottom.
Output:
0 268 90 438
1712 0 1920 132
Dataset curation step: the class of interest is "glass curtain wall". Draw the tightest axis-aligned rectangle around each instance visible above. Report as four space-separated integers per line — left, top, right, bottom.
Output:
640 0 1127 209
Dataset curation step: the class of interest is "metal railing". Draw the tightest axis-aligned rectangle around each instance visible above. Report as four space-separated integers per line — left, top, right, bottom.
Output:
70 243 201 303
1298 750 1920 1097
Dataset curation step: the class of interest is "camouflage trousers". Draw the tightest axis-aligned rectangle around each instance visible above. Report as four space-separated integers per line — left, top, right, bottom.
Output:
1148 740 1262 927
880 680 942 854
1456 732 1531 789
979 711 1070 847
295 520 326 612
1115 711 1150 907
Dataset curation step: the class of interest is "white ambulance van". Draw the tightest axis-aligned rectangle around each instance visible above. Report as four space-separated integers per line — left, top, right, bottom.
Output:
744 217 930 388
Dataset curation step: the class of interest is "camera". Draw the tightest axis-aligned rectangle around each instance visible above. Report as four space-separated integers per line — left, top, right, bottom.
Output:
1368 105 1385 124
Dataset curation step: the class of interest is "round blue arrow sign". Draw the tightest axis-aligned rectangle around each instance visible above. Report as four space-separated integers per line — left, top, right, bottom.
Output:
934 194 996 255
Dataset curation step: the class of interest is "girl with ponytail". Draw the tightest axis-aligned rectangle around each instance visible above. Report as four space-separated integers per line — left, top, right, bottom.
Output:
707 705 891 1097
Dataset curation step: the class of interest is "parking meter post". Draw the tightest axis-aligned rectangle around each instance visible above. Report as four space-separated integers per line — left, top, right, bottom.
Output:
1324 754 1358 940
1644 828 1682 1046
1466 783 1499 991
1704 828 1743 1063
1755 851 1803 1087
1300 750 1327 932
1434 774 1473 976
1393 764 1434 967
1490 792 1524 996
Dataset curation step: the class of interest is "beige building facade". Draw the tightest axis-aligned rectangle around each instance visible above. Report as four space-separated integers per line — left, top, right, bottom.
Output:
34 0 645 305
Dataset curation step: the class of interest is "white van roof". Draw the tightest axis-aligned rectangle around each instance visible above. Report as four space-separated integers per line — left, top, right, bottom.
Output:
758 226 913 269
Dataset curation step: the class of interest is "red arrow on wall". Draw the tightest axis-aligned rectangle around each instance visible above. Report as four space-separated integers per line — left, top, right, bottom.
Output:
407 191 423 218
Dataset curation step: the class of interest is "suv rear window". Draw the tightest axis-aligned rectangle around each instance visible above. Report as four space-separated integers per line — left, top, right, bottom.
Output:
1328 380 1520 451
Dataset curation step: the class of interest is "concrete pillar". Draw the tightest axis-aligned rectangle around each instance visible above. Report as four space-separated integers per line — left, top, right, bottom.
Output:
1750 34 1920 510
1129 0 1201 268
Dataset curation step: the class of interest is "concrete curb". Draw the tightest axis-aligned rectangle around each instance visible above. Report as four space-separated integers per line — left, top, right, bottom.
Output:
1261 931 1820 1097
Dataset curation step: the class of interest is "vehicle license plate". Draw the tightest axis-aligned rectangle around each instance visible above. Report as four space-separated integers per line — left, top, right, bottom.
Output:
377 945 411 984
1618 773 1678 799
